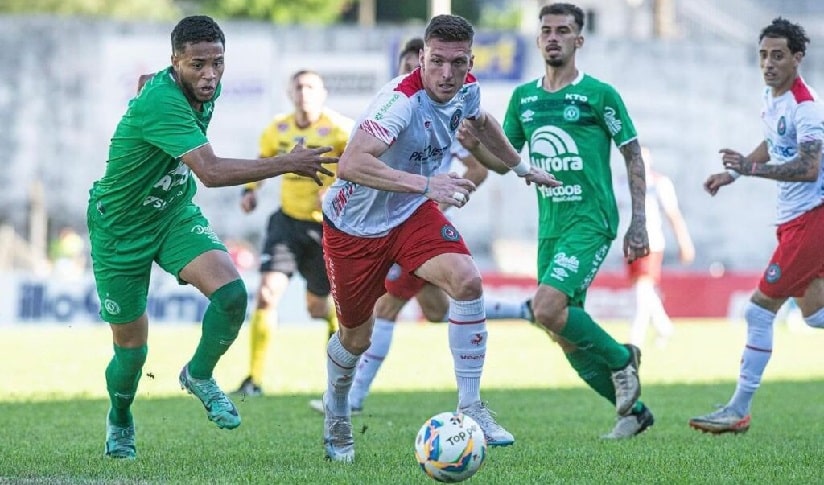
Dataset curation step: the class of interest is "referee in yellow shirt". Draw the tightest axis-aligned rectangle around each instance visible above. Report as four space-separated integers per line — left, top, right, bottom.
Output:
235 70 353 396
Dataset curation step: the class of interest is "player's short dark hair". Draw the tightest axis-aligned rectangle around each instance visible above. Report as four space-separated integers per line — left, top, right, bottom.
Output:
424 15 474 46
760 17 809 56
290 69 324 86
399 37 424 62
539 3 585 33
171 15 225 54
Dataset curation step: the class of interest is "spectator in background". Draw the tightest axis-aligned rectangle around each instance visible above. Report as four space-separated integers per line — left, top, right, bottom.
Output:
233 70 353 397
623 147 694 349
48 226 86 278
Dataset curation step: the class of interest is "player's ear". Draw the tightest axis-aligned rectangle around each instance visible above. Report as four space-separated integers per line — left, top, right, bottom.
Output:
468 54 474 71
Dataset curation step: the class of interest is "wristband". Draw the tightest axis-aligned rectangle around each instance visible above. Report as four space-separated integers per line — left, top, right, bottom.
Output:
725 169 741 180
511 158 531 177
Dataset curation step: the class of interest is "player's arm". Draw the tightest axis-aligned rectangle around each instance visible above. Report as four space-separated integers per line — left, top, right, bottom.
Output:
619 139 649 263
656 176 695 264
181 142 337 188
337 128 475 208
724 139 821 182
456 121 510 175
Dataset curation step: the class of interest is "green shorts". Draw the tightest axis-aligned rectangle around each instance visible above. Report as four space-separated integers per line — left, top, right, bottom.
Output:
537 231 612 308
87 203 226 324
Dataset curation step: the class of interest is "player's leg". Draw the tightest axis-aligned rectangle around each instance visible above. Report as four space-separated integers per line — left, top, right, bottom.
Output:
690 210 824 433
89 216 153 459
297 223 338 341
237 210 296 394
160 206 247 430
532 235 642 417
320 220 394 462
401 203 512 446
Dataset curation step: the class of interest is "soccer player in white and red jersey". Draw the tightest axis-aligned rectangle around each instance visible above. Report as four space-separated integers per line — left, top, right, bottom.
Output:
692 17 824 434
318 15 559 462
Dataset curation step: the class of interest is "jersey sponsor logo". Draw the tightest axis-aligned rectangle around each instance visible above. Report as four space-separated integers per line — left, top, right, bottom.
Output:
539 183 583 201
520 95 538 104
374 93 401 120
777 116 786 136
552 267 569 280
529 126 584 172
191 224 221 245
604 106 622 135
767 138 796 159
277 123 289 132
410 144 448 164
143 163 191 210
563 105 580 121
318 127 330 136
565 93 588 102
441 224 461 241
765 263 781 283
330 182 356 216
450 108 463 131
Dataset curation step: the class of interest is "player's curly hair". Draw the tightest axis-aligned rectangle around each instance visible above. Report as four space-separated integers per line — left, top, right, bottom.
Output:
171 15 225 54
539 3 585 32
425 15 474 46
760 17 809 56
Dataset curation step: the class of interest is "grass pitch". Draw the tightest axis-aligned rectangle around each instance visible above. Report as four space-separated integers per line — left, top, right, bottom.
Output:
1 319 823 484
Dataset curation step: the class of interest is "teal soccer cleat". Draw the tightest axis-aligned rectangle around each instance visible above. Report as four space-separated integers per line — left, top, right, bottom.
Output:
179 365 241 430
104 412 136 459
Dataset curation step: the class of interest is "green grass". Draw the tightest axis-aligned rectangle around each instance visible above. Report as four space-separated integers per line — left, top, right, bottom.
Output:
1 320 823 484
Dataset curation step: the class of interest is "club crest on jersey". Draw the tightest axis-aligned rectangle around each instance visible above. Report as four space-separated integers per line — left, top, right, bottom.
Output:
563 105 580 121
441 224 461 241
777 116 786 136
317 127 330 136
450 108 462 131
765 263 781 283
277 123 289 132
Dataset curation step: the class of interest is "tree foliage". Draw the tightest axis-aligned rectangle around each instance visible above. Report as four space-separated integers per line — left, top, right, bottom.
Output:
201 0 352 24
0 0 180 20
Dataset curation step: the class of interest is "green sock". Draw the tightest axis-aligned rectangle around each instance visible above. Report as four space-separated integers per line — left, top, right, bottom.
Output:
188 279 247 379
559 306 630 370
105 344 148 427
565 349 645 414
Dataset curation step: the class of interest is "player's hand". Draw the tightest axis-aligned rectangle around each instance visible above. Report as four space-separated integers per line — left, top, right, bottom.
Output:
703 172 735 196
456 121 480 151
719 148 754 175
240 191 257 213
285 141 339 186
522 167 562 188
424 172 476 208
623 218 650 264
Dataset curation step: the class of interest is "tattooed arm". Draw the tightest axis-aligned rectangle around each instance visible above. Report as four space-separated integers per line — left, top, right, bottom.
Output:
723 139 822 182
620 139 650 263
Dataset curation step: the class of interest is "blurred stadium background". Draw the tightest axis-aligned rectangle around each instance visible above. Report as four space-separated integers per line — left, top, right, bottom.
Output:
1 0 823 325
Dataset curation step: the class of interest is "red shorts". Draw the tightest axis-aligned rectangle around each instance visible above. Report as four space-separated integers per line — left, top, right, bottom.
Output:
758 204 824 298
322 201 470 327
626 251 663 283
385 264 427 300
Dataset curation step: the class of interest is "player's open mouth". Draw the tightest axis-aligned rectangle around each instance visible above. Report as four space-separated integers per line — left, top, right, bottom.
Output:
200 86 215 95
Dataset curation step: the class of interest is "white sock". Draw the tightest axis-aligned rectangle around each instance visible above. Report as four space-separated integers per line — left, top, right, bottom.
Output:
448 297 486 409
326 333 360 416
728 302 775 416
349 318 395 408
629 281 653 347
803 306 824 328
484 299 529 320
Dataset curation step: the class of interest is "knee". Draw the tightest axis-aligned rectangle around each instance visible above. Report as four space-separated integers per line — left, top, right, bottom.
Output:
306 299 328 319
451 274 483 301
532 299 566 333
421 304 447 323
212 279 248 327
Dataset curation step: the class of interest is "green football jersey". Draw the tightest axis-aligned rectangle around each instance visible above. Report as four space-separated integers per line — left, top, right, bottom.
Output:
503 72 637 240
88 67 220 235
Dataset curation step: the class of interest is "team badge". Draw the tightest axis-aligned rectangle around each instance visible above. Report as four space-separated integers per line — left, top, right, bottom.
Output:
777 116 786 136
765 263 781 284
450 108 463 131
563 105 580 121
441 224 461 241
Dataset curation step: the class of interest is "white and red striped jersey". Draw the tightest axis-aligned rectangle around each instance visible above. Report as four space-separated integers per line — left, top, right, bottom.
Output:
322 68 481 237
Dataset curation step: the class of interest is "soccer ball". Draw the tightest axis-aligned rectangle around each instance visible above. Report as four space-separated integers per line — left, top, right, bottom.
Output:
414 411 487 483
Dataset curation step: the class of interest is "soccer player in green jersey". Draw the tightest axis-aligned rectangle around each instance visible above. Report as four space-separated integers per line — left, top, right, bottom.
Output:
502 3 653 439
88 15 338 459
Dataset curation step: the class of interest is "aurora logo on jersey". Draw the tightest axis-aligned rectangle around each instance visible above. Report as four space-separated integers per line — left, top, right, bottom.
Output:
450 108 463 131
529 126 584 172
441 224 461 241
777 116 786 136
604 107 622 136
